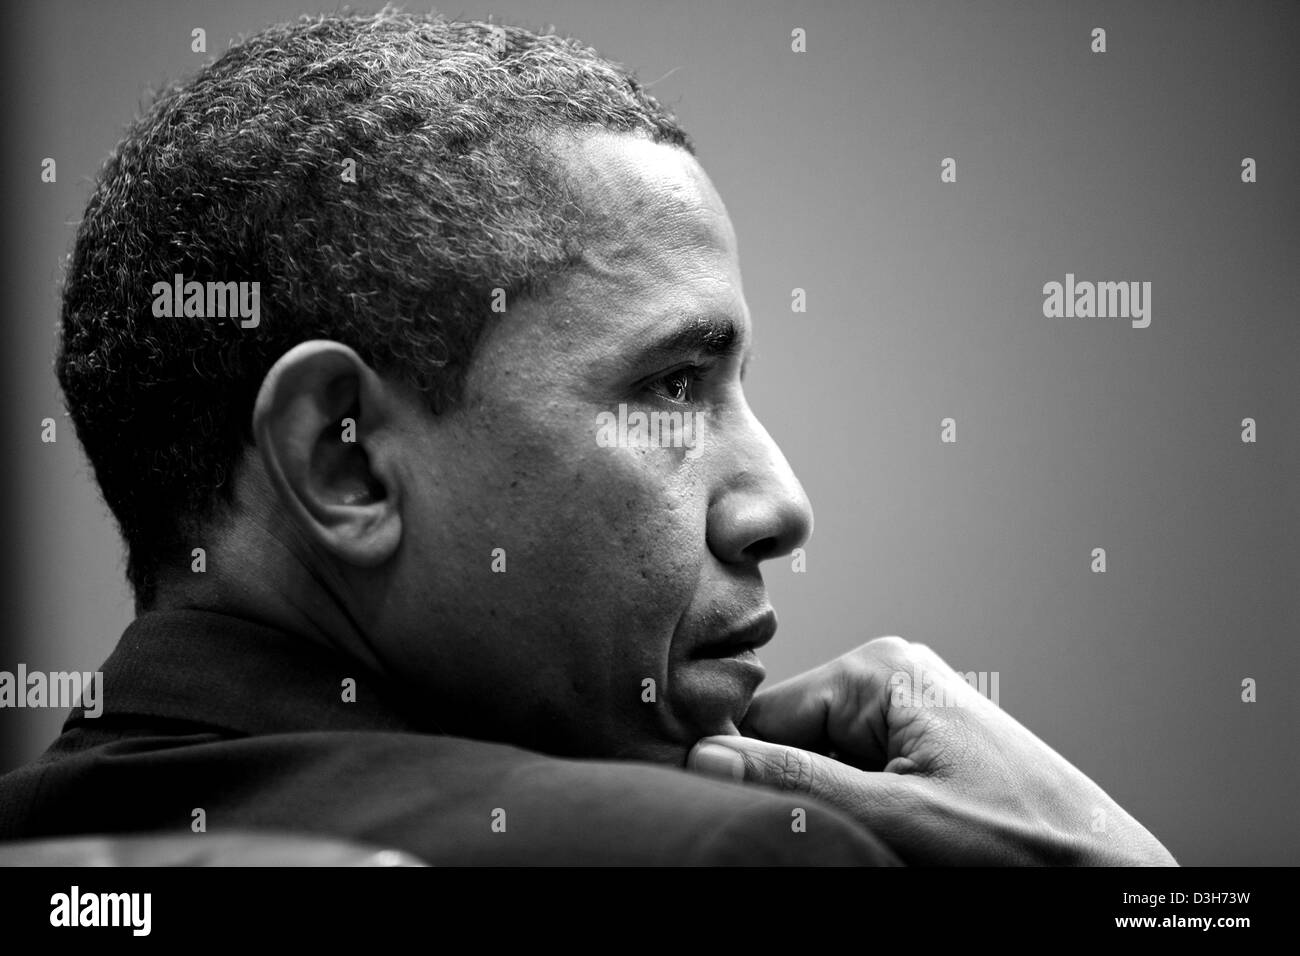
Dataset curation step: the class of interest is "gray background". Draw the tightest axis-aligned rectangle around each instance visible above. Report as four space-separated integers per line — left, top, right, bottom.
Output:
2 1 1296 865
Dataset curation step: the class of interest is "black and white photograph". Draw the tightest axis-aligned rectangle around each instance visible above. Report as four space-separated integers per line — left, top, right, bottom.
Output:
0 0 1294 936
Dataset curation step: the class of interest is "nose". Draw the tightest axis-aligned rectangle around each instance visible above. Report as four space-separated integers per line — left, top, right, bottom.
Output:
706 406 814 566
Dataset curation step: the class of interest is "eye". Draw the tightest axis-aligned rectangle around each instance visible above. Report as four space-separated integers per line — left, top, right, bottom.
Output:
646 366 702 405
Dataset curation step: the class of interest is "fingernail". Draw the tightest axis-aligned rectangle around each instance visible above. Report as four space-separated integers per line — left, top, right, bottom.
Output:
689 743 745 781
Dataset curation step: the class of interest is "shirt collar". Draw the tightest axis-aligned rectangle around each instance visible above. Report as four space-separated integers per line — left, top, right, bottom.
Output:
70 608 421 736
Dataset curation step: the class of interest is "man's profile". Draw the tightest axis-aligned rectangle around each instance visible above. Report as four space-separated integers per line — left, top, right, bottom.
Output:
0 11 1175 866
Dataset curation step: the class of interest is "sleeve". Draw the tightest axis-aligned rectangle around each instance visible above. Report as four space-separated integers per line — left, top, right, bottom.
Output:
683 793 902 866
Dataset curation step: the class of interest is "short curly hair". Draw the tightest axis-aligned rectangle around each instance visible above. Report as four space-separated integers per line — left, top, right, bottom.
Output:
57 9 692 609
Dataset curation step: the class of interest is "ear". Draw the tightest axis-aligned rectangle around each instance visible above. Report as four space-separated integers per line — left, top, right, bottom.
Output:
252 340 404 568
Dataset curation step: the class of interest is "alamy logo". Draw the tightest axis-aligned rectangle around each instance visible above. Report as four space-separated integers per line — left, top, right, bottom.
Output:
889 665 1000 708
151 273 260 328
596 404 705 459
1042 273 1151 328
0 665 102 717
50 886 151 936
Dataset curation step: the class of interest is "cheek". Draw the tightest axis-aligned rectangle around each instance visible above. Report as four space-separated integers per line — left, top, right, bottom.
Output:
499 431 710 630
415 409 711 668
394 407 716 751
536 448 704 593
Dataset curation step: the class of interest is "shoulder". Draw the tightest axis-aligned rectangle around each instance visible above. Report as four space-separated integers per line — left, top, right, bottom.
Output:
2 727 898 865
304 732 899 865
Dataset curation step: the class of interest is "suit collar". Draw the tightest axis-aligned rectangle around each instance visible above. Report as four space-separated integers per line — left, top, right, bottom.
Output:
70 608 419 736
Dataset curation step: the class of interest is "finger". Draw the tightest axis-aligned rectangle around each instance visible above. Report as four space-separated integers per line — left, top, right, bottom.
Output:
688 735 912 819
742 648 898 767
691 736 981 866
739 663 838 751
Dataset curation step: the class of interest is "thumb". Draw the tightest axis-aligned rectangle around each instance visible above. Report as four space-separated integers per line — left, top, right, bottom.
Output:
690 737 952 865
687 735 906 810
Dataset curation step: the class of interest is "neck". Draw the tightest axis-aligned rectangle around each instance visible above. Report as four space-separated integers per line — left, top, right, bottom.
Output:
149 520 387 680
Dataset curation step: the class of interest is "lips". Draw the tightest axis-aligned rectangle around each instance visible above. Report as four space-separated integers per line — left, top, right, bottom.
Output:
690 610 777 660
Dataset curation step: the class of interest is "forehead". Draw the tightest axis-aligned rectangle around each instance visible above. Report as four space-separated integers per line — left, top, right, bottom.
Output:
556 129 738 265
463 130 749 398
542 131 745 345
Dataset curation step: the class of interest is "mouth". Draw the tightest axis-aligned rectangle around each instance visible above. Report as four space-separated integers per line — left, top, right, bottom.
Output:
672 610 775 734
689 610 777 661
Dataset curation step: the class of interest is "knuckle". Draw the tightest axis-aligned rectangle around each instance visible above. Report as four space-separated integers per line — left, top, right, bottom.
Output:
866 635 909 654
842 637 912 697
848 635 909 672
771 747 815 793
881 635 952 673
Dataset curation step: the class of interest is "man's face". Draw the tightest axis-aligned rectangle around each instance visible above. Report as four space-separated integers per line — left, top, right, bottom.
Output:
379 130 812 764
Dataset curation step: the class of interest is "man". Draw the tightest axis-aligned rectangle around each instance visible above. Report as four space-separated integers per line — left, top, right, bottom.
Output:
0 11 1174 865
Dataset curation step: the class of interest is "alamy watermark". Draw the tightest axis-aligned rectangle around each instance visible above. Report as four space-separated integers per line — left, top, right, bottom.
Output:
595 403 705 459
0 665 103 717
889 664 1000 708
151 273 260 328
50 886 150 936
1042 273 1151 328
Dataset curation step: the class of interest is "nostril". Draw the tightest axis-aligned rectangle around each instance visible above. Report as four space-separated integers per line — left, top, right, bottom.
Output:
743 537 781 563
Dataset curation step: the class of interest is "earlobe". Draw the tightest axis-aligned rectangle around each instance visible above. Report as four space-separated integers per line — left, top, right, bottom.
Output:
252 340 404 568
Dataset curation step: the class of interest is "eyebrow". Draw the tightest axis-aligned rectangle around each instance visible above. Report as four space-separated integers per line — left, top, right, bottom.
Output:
634 314 746 367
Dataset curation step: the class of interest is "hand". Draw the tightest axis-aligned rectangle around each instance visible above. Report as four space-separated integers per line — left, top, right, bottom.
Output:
687 636 1177 866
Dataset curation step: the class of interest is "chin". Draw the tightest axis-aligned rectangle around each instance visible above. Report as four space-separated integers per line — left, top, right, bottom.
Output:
535 684 753 765
611 738 692 766
606 710 746 767
670 658 763 733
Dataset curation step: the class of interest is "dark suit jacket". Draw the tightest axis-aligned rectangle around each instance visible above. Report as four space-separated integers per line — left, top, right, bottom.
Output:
0 609 899 865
